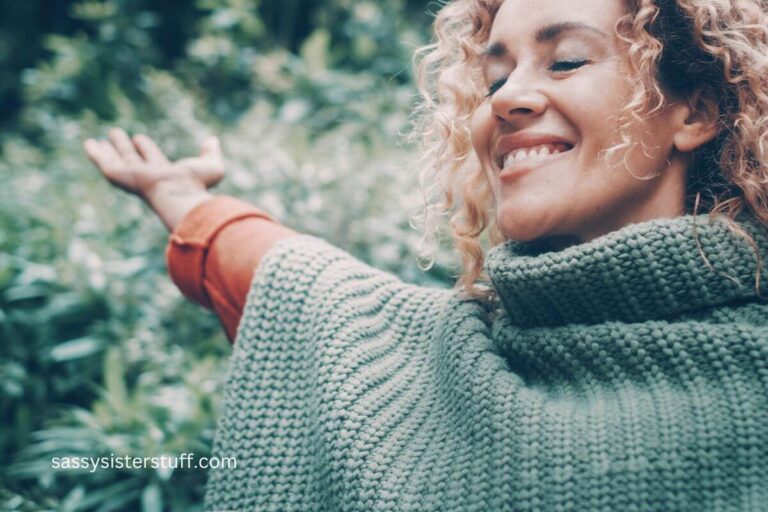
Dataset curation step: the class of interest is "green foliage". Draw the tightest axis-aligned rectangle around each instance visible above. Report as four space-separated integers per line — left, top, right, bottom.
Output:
11 347 220 512
1 0 455 510
22 3 158 120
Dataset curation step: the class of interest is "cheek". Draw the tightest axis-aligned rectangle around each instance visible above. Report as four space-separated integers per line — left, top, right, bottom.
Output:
574 104 624 150
470 103 493 160
566 67 636 150
469 103 502 201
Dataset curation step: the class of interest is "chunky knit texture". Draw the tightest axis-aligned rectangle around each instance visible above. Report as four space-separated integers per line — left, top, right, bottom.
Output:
205 215 768 511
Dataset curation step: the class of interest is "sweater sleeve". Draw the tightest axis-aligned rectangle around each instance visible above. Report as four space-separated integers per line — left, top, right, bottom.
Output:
231 235 447 345
206 235 451 510
165 195 299 341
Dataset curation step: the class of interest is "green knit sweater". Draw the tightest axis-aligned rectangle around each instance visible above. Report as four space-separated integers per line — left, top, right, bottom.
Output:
204 215 768 511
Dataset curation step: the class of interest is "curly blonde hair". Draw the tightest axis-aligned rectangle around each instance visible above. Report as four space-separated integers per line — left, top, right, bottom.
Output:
412 0 768 297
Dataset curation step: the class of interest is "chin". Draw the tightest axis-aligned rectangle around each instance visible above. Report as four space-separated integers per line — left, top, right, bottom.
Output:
496 213 552 243
494 194 563 241
496 208 582 249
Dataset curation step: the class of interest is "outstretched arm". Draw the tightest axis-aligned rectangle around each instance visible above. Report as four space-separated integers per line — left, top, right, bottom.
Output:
84 128 223 231
84 128 298 341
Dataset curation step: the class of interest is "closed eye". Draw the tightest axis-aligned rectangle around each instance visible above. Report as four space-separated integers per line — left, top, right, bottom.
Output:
486 78 507 97
548 59 588 72
485 59 589 97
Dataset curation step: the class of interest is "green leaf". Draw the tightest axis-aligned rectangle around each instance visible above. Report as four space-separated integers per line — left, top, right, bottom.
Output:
82 478 143 512
61 485 85 512
140 483 162 512
103 348 129 419
3 284 49 304
48 336 102 362
300 29 331 73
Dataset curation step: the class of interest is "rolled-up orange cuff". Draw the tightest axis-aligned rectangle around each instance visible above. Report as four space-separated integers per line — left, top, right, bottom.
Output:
165 196 274 308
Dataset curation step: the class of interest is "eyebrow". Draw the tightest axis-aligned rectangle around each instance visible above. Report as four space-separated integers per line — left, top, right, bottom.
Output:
481 22 608 59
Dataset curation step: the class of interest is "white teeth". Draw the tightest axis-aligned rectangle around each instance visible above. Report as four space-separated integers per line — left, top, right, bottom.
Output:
501 143 567 168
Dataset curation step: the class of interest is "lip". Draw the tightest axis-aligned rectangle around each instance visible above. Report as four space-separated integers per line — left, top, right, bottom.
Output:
493 131 575 180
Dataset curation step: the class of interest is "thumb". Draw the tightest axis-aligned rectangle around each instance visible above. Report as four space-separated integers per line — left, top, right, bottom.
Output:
200 136 222 160
180 136 225 186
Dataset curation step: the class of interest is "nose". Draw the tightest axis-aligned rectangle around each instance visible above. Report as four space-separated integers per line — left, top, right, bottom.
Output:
490 71 548 123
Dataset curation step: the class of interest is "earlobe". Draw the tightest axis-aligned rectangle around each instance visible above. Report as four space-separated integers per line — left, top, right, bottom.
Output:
672 90 720 153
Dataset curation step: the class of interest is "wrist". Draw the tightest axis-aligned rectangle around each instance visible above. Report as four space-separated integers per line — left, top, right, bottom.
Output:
143 179 215 232
143 178 209 206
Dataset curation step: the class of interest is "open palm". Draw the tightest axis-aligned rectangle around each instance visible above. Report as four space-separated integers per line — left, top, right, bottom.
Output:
83 128 224 198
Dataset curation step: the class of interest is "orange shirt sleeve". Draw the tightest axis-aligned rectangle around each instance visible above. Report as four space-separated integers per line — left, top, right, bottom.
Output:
165 195 299 342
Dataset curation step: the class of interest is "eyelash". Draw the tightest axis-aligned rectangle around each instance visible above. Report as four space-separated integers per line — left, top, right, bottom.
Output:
485 59 589 97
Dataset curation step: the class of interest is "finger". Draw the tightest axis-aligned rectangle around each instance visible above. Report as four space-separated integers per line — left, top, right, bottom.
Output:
84 138 119 172
185 136 224 184
175 158 224 189
84 138 109 172
98 140 129 177
133 134 168 164
177 154 224 178
108 127 143 163
201 136 224 173
200 136 222 159
99 140 140 190
83 139 102 165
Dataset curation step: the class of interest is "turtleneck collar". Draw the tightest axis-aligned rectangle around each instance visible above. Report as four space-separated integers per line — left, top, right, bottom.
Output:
484 214 768 327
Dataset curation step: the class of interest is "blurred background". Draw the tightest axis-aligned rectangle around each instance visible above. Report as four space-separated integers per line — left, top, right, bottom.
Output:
0 1 457 510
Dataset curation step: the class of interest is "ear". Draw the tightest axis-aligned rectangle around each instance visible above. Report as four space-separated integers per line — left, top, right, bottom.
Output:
672 89 720 153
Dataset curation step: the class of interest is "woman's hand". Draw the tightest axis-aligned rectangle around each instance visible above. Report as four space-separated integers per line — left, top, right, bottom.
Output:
84 128 224 200
84 128 225 231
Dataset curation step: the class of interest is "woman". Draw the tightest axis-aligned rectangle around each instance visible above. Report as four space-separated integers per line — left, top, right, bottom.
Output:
84 0 768 509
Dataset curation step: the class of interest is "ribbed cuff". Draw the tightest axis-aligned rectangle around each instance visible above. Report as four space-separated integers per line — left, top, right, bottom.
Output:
165 196 275 308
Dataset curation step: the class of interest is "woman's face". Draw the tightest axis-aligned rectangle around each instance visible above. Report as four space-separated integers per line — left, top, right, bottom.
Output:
470 0 691 245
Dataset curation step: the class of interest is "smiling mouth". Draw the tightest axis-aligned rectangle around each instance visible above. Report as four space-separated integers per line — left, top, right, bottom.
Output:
497 142 574 170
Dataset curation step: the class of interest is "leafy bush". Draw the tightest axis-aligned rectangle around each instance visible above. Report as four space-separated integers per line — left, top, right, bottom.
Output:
1 1 458 509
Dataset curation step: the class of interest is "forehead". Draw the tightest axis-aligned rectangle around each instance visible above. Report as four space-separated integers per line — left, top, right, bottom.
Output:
489 0 625 42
